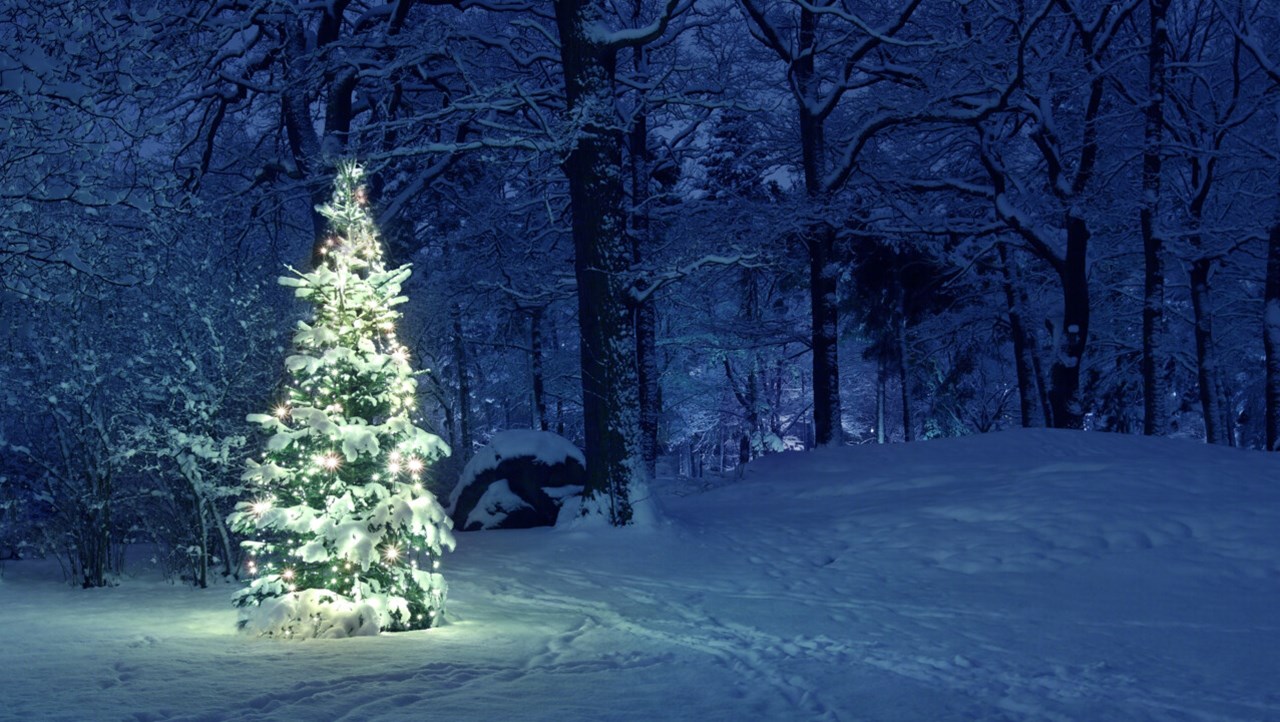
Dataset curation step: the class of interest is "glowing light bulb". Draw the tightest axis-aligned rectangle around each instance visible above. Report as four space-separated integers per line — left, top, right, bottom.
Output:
391 349 408 364
282 569 295 580
387 462 401 475
318 453 341 471
251 499 273 516
406 457 424 474
383 545 401 562
273 405 290 419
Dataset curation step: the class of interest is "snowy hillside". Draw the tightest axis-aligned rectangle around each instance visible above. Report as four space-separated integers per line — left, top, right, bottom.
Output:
2 430 1277 721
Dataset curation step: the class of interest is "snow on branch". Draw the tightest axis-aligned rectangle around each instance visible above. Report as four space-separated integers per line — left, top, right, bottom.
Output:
631 252 762 304
589 0 688 51
792 0 933 49
1215 0 1280 86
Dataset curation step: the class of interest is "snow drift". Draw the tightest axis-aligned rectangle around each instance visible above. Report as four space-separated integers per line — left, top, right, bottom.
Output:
1 429 1277 721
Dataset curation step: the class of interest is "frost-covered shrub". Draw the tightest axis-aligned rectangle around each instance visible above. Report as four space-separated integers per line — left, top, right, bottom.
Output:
0 470 36 561
449 429 585 531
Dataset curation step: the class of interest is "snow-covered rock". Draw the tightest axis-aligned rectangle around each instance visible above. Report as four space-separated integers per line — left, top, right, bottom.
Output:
449 430 586 531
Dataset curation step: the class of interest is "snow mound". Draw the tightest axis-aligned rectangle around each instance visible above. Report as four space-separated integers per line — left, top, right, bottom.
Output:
451 429 586 506
731 428 1280 577
449 430 586 531
236 588 381 640
3 429 1278 720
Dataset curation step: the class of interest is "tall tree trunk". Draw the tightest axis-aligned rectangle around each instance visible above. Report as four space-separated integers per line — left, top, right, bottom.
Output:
1033 338 1053 428
206 495 237 578
1190 256 1226 444
897 316 913 442
277 14 357 269
1265 222 1280 450
556 0 642 523
452 310 472 463
1141 0 1170 436
195 502 209 589
808 225 843 445
724 355 761 459
530 307 549 431
997 243 1045 427
634 295 659 477
1049 215 1091 429
876 359 887 444
629 0 660 480
794 5 843 447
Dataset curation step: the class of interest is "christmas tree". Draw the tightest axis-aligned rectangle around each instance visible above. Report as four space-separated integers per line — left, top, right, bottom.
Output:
229 162 455 639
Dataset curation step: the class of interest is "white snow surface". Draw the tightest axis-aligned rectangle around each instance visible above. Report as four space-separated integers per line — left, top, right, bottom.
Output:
450 429 585 507
3 429 1278 721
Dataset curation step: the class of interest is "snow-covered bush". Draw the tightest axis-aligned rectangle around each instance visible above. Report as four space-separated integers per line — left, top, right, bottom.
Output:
2 332 138 587
449 429 585 531
127 269 282 588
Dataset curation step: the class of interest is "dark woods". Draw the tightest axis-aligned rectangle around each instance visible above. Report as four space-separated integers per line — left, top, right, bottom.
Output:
2 0 1279 584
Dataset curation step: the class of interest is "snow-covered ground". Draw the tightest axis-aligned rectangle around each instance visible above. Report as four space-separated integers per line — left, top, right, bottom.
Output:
2 429 1278 721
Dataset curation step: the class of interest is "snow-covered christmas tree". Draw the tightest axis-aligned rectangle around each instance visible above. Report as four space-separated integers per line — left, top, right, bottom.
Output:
228 162 455 639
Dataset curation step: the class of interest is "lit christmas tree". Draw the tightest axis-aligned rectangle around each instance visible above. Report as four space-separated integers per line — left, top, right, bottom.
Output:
229 163 455 639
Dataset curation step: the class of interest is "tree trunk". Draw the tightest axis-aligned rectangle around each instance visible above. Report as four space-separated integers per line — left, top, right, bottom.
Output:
556 0 642 523
897 327 913 442
635 299 659 477
207 495 237 578
1033 338 1054 428
1265 222 1280 450
1141 0 1170 436
452 310 472 463
997 243 1045 427
876 359 887 444
1190 256 1226 444
793 5 843 447
278 18 355 270
196 501 209 589
1049 215 1091 429
629 0 660 480
809 225 843 445
530 307 549 432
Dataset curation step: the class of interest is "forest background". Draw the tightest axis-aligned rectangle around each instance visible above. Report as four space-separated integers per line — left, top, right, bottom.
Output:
3 0 1280 586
